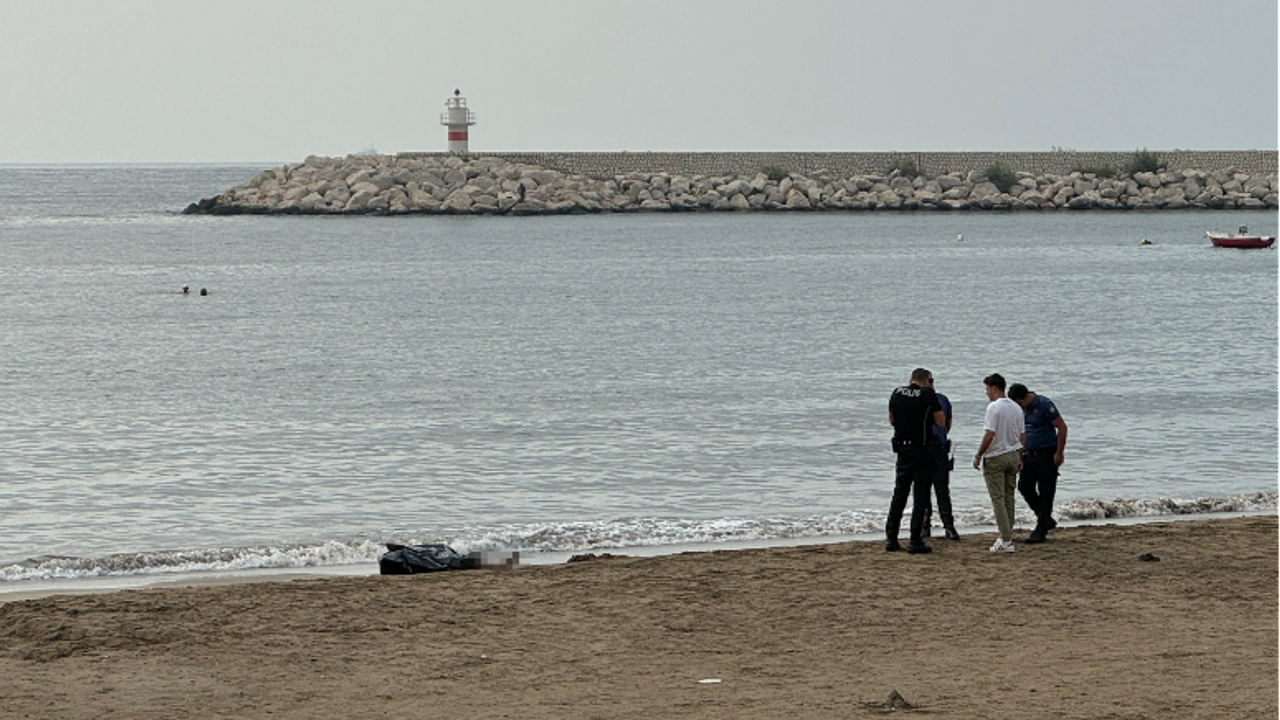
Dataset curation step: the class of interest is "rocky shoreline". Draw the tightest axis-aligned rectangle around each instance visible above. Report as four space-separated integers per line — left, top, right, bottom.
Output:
185 153 1279 215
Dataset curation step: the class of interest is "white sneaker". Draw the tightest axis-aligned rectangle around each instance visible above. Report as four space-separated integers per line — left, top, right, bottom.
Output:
989 539 1016 554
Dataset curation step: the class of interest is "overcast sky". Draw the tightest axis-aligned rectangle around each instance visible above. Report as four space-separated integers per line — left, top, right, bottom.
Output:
1 0 1276 163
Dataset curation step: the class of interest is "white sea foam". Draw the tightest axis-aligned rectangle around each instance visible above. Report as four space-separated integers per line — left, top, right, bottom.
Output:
1 540 385 583
2 493 1272 585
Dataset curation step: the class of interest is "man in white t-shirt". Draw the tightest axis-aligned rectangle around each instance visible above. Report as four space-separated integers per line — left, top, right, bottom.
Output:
972 373 1025 553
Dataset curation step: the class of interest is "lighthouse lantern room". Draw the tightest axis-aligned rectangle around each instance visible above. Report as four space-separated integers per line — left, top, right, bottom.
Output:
440 89 476 154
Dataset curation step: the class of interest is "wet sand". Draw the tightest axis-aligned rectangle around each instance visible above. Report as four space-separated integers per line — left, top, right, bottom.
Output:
1 515 1275 719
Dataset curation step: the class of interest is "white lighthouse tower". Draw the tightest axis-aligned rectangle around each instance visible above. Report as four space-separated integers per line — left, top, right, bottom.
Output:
440 89 476 154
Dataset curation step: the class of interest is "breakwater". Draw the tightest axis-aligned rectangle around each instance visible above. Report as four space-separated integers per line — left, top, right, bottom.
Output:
185 150 1278 215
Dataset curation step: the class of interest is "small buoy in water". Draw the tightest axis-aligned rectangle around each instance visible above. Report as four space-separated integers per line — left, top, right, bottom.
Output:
1140 238 1153 245
957 233 964 242
199 288 208 296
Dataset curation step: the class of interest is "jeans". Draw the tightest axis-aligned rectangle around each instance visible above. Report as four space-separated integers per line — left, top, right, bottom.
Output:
887 446 935 546
1018 449 1059 532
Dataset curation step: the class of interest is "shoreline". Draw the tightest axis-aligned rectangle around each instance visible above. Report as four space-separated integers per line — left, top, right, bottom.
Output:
1 515 1274 719
3 509 1272 604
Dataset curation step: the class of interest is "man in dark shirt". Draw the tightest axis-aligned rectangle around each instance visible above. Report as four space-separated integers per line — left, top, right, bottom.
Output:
922 375 960 541
1008 383 1068 544
886 368 946 553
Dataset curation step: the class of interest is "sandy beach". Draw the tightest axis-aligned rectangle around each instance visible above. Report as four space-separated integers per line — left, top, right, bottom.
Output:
1 515 1275 719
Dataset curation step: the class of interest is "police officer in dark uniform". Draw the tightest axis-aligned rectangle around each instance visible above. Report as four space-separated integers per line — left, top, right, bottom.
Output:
1008 383 1068 544
922 374 961 541
886 368 946 554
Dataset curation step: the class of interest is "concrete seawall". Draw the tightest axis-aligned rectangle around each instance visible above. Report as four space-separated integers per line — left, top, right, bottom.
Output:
185 150 1278 216
400 150 1279 180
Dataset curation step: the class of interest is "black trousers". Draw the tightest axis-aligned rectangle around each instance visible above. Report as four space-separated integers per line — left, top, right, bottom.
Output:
887 446 935 545
1018 450 1059 531
923 442 955 528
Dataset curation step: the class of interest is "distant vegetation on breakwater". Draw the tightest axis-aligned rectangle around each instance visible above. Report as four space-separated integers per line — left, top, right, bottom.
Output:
185 150 1278 215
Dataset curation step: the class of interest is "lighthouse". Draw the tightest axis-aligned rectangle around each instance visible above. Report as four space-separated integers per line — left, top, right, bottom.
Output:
440 89 476 154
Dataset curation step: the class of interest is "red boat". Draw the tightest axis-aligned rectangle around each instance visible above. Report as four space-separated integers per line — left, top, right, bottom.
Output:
1206 226 1276 249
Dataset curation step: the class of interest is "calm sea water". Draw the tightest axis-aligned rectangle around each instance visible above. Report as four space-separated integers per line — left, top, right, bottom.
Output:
1 165 1276 586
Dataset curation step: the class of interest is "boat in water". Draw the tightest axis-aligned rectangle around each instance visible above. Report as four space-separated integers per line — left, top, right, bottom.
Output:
1206 226 1275 249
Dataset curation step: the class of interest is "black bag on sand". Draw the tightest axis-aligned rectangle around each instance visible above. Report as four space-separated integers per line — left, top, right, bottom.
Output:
378 543 481 575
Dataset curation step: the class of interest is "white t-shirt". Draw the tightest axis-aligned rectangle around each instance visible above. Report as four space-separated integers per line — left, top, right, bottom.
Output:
982 397 1025 457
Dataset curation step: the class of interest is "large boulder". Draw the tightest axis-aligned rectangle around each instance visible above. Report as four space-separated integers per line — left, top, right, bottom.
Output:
1133 172 1161 188
1067 193 1096 210
345 187 379 211
935 175 963 191
510 199 547 215
282 185 310 203
720 179 750 197
970 181 999 200
443 189 474 211
1154 185 1188 207
785 188 812 208
669 194 698 209
1018 190 1049 207
408 189 440 211
528 170 561 186
345 169 373 187
876 190 902 209
1244 176 1271 198
298 192 325 212
496 191 520 212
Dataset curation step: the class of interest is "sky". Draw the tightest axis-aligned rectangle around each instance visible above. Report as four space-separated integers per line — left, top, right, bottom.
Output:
1 0 1276 164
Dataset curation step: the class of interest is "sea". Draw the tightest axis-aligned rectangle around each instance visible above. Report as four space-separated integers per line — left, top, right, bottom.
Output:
1 164 1276 594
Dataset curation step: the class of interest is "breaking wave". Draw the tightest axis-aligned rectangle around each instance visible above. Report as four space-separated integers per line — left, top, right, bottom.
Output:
2 492 1273 584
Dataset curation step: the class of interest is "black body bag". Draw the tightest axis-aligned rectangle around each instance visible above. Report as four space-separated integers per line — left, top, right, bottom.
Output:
378 543 480 575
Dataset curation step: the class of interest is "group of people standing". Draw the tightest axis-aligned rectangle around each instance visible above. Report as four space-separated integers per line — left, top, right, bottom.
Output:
886 368 1068 555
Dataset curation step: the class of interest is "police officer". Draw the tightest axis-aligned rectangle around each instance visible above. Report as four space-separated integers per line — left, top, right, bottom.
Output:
922 374 961 541
886 368 946 554
1008 383 1068 543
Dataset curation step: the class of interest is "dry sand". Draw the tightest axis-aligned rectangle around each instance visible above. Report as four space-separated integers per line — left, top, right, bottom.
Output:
1 516 1275 719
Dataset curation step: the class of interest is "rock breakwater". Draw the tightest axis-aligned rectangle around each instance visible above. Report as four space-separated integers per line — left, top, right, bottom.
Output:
186 152 1279 215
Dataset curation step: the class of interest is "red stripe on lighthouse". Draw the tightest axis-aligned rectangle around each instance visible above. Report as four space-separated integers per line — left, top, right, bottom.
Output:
448 131 468 141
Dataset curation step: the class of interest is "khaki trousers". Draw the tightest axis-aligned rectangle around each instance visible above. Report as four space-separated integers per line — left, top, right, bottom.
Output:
983 449 1021 541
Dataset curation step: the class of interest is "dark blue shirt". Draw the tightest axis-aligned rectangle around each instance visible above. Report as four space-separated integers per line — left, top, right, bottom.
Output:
931 392 952 445
1023 394 1061 450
